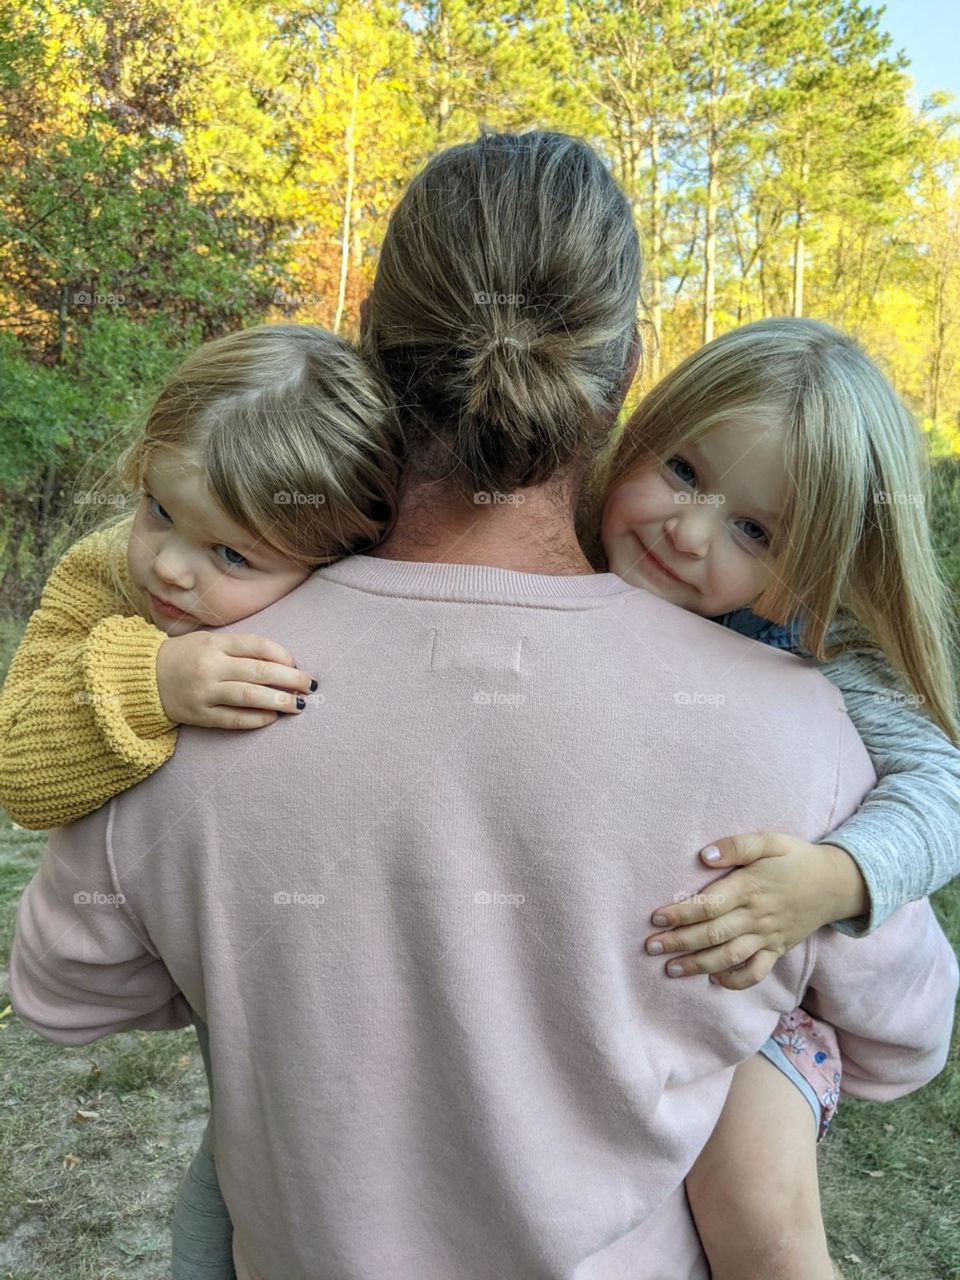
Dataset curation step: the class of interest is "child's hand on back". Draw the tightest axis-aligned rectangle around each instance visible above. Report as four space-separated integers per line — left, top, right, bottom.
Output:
156 631 319 730
644 834 870 990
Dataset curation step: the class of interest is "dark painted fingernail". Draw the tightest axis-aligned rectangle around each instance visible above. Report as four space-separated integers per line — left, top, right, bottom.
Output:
296 696 306 710
309 679 318 692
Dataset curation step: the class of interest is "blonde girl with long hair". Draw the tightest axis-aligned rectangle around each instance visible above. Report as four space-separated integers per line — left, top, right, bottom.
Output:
353 125 959 1277
357 127 958 1277
585 316 960 1278
0 322 402 1278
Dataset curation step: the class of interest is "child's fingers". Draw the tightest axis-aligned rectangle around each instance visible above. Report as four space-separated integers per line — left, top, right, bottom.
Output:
699 832 789 869
645 906 756 962
214 682 308 715
650 880 747 930
219 633 318 694
708 950 779 990
655 933 767 979
223 656 318 696
201 707 282 731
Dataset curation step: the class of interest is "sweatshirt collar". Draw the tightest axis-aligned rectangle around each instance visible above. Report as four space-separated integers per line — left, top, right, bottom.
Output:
319 554 635 607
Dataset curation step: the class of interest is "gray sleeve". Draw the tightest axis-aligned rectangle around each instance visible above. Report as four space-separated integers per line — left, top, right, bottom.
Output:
812 646 960 937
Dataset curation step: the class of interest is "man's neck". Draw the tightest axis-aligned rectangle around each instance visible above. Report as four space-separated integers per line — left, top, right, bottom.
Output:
371 472 594 576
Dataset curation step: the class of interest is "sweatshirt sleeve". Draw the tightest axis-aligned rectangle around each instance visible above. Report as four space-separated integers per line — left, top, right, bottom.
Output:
0 528 179 830
802 896 959 1101
8 800 193 1044
813 646 960 939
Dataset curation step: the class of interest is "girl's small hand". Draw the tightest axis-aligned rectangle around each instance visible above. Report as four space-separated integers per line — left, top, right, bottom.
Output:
156 631 319 730
644 834 869 990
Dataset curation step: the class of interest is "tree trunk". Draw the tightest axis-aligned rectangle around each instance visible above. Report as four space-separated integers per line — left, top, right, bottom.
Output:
931 260 946 422
650 117 663 382
703 142 718 344
56 282 69 365
792 201 805 318
333 72 359 336
792 145 810 317
437 1 452 143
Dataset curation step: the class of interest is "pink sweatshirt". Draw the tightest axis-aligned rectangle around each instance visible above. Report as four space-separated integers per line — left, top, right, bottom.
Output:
10 556 959 1280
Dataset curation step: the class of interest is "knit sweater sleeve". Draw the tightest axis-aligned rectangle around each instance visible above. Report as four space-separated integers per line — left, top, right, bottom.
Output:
812 645 960 938
0 528 178 830
717 609 960 939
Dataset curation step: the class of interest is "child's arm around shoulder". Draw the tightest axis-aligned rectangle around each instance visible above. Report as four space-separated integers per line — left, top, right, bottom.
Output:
0 527 178 829
814 642 960 934
641 614 960 988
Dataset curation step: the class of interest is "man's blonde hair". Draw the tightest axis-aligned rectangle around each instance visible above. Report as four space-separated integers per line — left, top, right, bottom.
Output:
361 129 641 497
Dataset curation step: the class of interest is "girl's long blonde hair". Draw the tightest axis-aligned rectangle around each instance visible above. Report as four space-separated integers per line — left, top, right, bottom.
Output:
73 323 402 616
582 317 959 743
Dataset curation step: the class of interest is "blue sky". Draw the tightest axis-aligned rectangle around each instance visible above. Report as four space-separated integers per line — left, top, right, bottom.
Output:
878 0 959 107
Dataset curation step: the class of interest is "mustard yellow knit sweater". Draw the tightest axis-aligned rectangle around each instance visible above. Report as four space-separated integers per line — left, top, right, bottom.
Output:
0 527 178 829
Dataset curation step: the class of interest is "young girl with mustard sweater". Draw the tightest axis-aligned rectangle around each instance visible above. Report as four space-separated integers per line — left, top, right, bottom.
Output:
0 321 401 1279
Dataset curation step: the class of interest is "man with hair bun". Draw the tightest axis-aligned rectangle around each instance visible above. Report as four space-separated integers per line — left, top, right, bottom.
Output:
11 131 957 1280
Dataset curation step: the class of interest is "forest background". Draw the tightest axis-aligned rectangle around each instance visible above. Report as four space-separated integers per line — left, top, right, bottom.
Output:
2 0 960 613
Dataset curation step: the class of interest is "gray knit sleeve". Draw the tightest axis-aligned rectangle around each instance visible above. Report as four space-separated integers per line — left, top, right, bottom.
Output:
811 645 960 937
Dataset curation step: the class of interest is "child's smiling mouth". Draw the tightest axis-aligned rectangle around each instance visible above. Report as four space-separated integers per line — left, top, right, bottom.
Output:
635 536 689 586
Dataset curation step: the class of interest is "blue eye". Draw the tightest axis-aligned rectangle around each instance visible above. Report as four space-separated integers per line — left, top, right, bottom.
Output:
665 456 697 486
215 545 249 568
149 496 171 521
735 519 770 547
